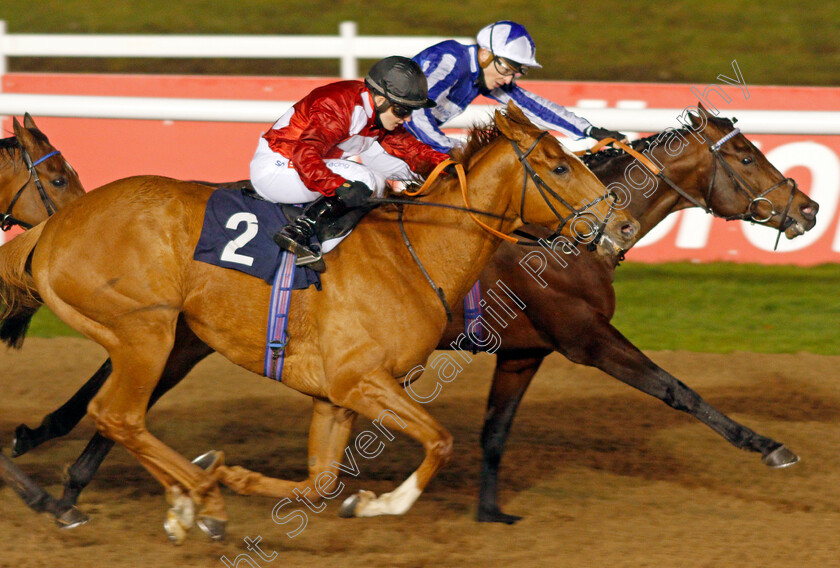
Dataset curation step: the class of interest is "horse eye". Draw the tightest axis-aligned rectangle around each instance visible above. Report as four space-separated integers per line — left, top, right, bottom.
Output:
554 164 570 175
51 177 68 188
741 156 753 165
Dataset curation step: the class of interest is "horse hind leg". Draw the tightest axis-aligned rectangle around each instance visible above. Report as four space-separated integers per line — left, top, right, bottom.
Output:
86 327 227 543
12 359 113 457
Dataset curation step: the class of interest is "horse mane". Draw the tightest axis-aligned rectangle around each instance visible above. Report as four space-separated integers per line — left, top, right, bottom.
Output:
452 122 503 166
0 136 19 160
401 120 502 193
581 115 736 169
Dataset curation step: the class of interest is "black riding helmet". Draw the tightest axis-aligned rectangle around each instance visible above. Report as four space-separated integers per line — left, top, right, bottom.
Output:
365 56 436 110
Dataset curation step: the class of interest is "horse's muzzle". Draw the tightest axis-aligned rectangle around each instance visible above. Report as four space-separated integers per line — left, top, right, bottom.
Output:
597 219 640 256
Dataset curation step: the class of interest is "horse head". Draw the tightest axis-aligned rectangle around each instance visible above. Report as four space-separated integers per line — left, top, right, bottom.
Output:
684 103 818 239
1 114 85 231
491 101 639 255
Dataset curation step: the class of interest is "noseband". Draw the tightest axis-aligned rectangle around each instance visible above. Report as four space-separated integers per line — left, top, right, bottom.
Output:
1 139 61 231
655 127 797 249
509 131 617 246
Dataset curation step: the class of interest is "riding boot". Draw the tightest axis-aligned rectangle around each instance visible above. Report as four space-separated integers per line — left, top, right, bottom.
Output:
273 196 344 268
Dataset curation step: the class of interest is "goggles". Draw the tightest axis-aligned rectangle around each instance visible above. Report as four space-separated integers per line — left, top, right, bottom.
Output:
389 102 414 119
493 56 528 77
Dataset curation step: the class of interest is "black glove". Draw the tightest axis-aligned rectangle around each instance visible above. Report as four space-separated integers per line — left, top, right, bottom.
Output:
442 162 460 176
588 126 627 142
334 180 373 208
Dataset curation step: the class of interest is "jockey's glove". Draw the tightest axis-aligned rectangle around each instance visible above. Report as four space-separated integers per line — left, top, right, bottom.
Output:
587 126 628 142
335 180 373 208
442 162 460 176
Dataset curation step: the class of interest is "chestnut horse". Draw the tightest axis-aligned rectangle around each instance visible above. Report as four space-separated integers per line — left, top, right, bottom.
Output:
0 104 637 542
3 106 817 528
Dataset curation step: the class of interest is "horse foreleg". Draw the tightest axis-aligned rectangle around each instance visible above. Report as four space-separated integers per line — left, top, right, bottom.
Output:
330 370 453 518
571 314 798 466
213 398 357 499
478 349 550 524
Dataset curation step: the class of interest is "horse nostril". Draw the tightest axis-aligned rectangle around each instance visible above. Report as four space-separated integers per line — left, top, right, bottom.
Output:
621 222 638 239
800 203 818 220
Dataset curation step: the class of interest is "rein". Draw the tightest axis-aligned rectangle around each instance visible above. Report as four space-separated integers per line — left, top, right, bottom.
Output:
390 132 615 318
584 128 797 251
1 141 61 232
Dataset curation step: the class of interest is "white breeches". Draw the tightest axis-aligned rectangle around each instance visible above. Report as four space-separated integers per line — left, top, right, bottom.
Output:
250 138 392 253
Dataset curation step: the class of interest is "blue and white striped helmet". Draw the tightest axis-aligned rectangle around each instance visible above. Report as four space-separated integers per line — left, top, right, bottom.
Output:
476 21 542 69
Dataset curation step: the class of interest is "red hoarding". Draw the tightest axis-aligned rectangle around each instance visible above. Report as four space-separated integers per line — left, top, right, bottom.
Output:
3 72 839 265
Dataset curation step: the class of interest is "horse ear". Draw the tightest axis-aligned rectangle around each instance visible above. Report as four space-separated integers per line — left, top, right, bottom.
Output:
23 113 38 130
688 102 712 127
505 101 531 125
12 116 38 152
495 107 516 141
496 101 534 143
12 116 24 137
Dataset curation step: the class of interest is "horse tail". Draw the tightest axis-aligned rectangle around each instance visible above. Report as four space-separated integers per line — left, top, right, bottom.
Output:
0 223 46 349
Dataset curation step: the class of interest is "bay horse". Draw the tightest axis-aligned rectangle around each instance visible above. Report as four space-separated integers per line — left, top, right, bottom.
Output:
0 103 638 542
2 105 818 528
0 114 85 234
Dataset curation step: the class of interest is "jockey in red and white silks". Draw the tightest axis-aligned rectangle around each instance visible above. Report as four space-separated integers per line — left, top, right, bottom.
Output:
251 81 447 204
252 56 450 268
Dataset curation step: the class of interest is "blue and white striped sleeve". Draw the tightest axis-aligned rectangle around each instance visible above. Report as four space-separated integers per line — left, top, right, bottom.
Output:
488 85 593 139
405 50 464 152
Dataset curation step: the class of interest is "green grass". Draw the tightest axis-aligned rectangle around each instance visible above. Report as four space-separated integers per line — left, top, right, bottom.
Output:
611 262 840 355
28 307 83 338
18 262 840 354
1 1 839 86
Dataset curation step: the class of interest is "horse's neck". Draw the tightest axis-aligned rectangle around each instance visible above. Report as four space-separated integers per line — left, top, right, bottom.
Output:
400 154 517 302
618 138 711 240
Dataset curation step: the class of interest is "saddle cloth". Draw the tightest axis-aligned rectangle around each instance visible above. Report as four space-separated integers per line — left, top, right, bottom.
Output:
193 188 320 290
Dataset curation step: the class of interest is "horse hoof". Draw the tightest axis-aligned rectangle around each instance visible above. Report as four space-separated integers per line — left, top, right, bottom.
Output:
338 494 360 518
762 445 800 468
338 490 375 518
164 485 195 545
55 506 90 529
164 515 188 545
196 516 227 541
476 506 522 525
11 425 34 457
192 450 224 473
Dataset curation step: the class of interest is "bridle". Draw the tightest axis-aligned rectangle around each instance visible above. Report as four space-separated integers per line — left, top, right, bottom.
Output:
508 131 618 248
395 130 621 321
654 125 798 249
1 138 61 231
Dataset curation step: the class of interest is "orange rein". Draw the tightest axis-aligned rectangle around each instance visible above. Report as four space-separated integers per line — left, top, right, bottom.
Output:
402 158 518 243
577 138 661 176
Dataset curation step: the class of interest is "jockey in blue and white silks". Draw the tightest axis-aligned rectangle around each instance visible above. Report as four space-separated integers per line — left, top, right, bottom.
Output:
405 21 626 153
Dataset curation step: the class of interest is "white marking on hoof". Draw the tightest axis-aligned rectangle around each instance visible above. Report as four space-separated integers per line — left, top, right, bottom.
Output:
354 473 422 517
164 486 195 545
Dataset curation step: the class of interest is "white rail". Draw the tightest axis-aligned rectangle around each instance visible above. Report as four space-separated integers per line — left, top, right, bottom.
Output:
0 20 472 79
1 92 840 135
